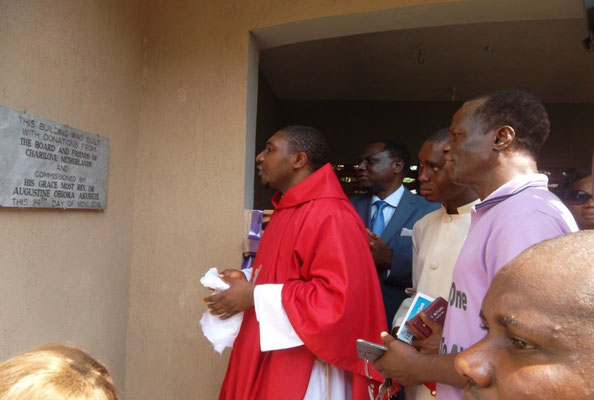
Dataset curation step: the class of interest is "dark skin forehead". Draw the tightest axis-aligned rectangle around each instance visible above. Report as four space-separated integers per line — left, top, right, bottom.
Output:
452 99 486 130
358 142 391 160
485 251 594 346
418 140 446 166
464 98 486 118
266 130 288 147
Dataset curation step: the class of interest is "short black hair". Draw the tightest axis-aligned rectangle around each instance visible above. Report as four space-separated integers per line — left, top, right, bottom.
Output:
426 128 450 144
280 125 328 170
370 139 410 168
471 90 550 159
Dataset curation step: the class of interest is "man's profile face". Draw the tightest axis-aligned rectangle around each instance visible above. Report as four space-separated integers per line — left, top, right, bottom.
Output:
417 140 465 203
255 131 295 191
455 267 594 400
356 142 399 192
443 100 494 186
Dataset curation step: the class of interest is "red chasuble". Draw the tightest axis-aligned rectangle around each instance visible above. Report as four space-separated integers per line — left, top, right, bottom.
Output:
219 164 387 400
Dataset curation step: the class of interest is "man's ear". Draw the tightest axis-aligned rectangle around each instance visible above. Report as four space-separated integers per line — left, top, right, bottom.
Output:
293 152 309 169
493 126 515 151
392 158 404 174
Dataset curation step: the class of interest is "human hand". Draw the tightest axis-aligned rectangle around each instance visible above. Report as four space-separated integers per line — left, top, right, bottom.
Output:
391 326 399 337
219 269 248 281
411 312 443 354
203 277 255 319
367 230 392 270
262 209 274 224
373 332 423 386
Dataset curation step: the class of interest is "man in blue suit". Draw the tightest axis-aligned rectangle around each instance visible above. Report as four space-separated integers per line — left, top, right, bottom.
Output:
351 140 439 326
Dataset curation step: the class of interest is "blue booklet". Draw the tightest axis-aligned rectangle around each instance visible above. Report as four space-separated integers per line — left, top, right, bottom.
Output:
395 292 435 344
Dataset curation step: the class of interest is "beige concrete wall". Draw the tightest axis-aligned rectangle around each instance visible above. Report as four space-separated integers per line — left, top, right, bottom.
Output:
0 0 144 389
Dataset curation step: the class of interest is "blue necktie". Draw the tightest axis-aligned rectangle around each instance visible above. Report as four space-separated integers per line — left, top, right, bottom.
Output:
370 200 388 236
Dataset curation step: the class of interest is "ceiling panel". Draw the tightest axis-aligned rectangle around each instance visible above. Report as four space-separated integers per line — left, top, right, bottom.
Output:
260 19 594 102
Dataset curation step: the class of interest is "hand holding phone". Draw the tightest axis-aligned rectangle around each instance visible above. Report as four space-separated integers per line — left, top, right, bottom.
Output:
356 339 387 361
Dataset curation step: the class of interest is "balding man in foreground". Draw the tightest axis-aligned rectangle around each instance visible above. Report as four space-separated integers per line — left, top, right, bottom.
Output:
455 230 594 399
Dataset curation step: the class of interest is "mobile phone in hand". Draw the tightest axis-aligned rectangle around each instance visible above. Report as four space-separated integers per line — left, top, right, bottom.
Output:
356 339 387 361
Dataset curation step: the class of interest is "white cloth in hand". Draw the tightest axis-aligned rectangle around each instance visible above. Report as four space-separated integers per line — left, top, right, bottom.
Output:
199 267 244 353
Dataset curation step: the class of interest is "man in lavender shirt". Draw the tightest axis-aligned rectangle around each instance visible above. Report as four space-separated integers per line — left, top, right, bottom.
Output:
373 90 578 399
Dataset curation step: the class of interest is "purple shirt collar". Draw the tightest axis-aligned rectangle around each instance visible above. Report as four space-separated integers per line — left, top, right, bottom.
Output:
475 173 549 212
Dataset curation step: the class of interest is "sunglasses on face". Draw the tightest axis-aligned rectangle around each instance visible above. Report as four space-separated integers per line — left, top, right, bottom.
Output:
566 190 593 205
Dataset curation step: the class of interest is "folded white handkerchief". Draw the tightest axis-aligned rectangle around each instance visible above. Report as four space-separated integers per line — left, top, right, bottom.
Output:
200 267 231 292
400 227 413 236
199 267 243 353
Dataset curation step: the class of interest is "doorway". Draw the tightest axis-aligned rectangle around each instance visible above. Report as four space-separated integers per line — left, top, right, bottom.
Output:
247 1 594 208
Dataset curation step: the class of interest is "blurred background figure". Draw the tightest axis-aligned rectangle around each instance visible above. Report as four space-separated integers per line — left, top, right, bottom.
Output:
563 169 594 230
0 344 120 400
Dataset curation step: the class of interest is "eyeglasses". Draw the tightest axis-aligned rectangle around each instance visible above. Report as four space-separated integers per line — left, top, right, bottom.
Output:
566 190 593 205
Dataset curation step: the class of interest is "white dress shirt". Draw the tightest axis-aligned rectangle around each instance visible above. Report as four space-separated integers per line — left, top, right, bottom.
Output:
369 185 405 228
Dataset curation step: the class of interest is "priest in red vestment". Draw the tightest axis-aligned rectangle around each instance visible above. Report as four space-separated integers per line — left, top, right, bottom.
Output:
204 125 388 399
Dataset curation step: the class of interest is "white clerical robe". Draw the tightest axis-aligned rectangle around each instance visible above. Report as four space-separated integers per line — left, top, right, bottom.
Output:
392 200 478 400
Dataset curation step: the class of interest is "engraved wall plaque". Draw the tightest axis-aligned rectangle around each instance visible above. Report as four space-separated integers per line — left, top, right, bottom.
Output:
0 106 109 209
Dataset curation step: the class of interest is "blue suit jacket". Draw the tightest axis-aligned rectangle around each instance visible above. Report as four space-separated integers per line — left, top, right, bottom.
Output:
351 188 440 326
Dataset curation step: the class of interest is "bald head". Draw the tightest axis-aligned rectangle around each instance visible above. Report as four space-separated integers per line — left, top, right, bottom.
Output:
495 230 594 326
455 231 594 399
508 229 594 269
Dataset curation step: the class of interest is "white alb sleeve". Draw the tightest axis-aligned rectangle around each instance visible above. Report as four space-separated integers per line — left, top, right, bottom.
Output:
253 284 304 351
